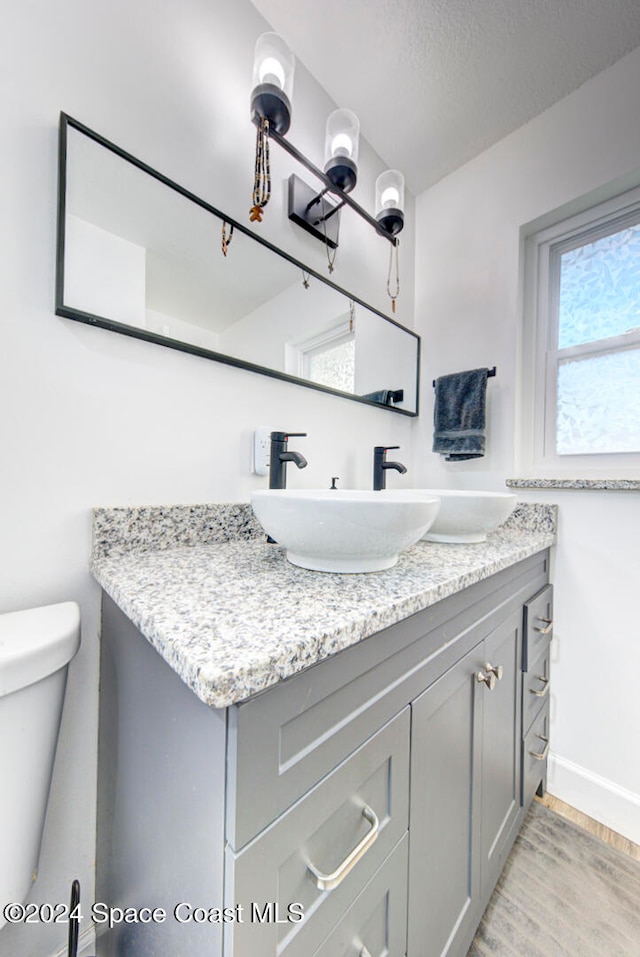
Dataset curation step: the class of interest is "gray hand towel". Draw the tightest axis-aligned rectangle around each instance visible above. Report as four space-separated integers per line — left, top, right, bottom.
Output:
432 368 488 460
362 389 392 405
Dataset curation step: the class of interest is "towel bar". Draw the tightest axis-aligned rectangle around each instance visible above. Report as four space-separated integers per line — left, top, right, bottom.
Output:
432 366 496 388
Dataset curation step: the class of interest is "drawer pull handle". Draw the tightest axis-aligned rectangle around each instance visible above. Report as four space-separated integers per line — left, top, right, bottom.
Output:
477 669 496 691
534 617 553 635
308 804 379 891
530 675 550 698
529 733 550 761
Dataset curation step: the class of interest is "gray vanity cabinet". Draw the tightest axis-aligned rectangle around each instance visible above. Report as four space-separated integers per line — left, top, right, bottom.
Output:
97 550 551 957
407 611 522 957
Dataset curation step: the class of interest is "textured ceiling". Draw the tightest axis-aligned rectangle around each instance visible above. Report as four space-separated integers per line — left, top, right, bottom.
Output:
250 0 640 195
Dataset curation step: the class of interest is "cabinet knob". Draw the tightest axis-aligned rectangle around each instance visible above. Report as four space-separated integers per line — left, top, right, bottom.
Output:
534 616 553 634
477 669 496 691
485 662 504 682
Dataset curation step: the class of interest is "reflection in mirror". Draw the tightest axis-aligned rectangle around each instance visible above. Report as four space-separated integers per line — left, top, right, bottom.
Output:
57 115 420 414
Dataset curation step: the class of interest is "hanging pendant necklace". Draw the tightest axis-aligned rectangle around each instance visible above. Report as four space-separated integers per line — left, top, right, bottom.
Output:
321 197 338 274
221 221 234 257
387 239 400 313
250 116 271 222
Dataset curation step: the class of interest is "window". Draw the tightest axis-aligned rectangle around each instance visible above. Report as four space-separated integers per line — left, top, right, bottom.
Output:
286 318 355 394
521 186 640 477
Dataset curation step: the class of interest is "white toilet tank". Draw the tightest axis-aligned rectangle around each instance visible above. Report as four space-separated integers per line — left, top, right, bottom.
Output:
0 602 81 927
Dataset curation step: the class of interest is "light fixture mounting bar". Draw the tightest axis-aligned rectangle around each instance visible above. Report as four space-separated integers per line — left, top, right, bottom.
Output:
270 127 398 246
288 175 340 248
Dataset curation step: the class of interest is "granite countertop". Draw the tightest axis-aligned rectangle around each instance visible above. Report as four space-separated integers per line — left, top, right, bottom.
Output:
91 502 557 709
506 478 640 490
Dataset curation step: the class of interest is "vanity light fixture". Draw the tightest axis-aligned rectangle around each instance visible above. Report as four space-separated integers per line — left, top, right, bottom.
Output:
249 33 295 222
249 32 405 295
375 169 404 237
250 32 295 136
324 108 360 193
375 170 404 312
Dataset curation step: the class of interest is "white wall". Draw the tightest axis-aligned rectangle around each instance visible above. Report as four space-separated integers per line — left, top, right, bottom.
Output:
65 216 147 326
0 2 415 955
355 311 417 412
414 47 640 842
219 275 346 370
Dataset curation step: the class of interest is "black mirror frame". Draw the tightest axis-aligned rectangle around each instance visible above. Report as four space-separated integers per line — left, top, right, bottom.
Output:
56 112 420 416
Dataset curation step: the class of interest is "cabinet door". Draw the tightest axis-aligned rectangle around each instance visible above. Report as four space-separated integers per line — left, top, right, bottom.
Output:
479 612 522 893
407 643 483 957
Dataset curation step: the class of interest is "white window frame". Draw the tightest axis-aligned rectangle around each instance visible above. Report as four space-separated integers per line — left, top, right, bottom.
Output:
285 317 354 386
519 185 640 478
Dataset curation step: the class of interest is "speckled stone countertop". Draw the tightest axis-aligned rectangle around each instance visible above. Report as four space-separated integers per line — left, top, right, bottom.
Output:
91 502 557 709
506 478 640 491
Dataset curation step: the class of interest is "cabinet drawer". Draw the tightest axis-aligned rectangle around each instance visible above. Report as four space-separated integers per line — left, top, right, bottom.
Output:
313 833 408 957
521 700 550 807
523 585 553 671
224 708 410 957
522 642 551 736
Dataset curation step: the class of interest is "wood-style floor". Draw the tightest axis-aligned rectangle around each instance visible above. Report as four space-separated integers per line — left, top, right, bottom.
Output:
467 800 640 956
537 793 640 862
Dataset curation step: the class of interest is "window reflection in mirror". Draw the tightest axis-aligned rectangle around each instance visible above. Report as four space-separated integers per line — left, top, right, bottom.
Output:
57 115 419 414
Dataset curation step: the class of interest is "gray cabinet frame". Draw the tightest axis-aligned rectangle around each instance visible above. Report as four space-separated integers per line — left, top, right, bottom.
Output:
97 550 550 957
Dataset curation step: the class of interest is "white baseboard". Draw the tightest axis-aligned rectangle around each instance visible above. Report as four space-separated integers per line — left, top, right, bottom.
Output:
548 751 640 845
50 924 95 957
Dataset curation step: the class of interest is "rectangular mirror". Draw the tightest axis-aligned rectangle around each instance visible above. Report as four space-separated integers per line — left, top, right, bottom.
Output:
56 114 420 414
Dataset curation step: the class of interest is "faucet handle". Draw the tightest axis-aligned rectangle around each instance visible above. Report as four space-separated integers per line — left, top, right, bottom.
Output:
374 445 400 453
269 431 307 442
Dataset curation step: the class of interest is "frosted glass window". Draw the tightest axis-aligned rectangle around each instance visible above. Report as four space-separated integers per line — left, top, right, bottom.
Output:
557 348 640 454
524 184 640 473
558 225 640 349
307 338 355 393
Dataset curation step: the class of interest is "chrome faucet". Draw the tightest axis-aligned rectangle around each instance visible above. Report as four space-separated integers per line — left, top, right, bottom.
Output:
373 445 407 490
269 432 308 489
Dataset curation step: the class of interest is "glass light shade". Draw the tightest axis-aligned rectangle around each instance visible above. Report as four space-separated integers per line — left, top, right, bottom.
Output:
323 109 360 193
375 170 405 236
251 33 295 135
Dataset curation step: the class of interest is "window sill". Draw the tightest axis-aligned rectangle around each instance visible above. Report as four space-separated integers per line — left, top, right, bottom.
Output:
506 478 640 491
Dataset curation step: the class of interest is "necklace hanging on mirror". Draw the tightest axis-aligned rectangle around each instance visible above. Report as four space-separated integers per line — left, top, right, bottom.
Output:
349 300 355 331
250 116 271 222
221 221 234 257
301 270 310 289
387 239 400 313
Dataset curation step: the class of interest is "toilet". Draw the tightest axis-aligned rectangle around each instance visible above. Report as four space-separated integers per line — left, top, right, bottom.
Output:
0 602 81 930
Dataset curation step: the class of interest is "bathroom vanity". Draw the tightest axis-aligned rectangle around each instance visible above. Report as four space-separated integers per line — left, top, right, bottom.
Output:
92 503 555 957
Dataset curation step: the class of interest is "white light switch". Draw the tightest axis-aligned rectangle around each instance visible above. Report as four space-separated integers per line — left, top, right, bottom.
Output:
253 427 272 476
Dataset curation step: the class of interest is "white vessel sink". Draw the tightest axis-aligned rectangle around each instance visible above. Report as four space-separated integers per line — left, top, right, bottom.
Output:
251 489 441 573
416 490 517 543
